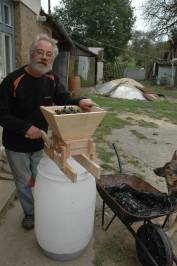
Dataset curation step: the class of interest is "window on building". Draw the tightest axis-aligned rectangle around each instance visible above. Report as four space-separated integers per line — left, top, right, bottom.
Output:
3 2 11 26
0 1 14 80
0 33 12 79
5 34 12 74
0 34 4 81
0 2 2 23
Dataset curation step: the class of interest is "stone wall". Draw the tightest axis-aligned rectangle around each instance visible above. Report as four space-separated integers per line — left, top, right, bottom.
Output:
14 1 52 68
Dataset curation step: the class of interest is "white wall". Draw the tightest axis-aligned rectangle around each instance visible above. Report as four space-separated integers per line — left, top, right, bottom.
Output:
14 0 41 15
157 66 175 86
97 62 103 83
78 56 89 80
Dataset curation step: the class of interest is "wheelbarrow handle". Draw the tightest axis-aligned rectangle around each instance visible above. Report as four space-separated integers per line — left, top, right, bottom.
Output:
40 130 51 147
112 143 123 173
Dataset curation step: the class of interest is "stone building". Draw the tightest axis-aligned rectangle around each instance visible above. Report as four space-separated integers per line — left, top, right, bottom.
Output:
0 0 47 79
14 0 51 67
0 0 15 80
0 0 98 89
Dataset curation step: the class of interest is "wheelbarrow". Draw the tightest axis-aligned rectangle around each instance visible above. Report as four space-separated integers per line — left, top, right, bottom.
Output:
96 144 177 266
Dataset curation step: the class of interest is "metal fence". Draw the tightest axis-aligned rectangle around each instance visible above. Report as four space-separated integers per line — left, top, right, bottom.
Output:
104 61 127 81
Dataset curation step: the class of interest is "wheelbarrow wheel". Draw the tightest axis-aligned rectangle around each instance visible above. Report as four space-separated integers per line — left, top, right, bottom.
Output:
135 223 173 266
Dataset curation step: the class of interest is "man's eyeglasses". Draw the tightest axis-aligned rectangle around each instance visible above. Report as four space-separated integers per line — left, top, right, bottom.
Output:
35 49 53 58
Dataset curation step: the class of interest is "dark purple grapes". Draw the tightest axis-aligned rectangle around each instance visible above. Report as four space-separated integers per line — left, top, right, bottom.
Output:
55 106 81 115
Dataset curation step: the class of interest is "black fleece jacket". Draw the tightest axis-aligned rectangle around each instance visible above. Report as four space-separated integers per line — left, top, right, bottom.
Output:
0 66 83 152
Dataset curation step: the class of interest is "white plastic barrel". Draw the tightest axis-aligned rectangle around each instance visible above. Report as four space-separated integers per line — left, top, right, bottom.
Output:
34 154 96 261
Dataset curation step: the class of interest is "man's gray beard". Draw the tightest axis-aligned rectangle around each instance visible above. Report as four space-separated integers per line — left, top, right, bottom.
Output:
30 62 52 75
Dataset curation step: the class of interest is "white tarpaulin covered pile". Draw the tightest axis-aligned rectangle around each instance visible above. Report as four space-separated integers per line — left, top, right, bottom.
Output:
96 78 160 101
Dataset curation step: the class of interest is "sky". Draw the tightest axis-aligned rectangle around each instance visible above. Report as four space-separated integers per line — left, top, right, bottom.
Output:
41 0 148 32
131 0 148 31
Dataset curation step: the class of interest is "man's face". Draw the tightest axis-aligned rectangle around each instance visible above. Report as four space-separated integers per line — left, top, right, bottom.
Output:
30 40 54 75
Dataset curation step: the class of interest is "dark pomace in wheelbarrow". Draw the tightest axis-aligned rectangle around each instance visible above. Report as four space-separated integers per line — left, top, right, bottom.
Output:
55 106 82 115
106 184 177 217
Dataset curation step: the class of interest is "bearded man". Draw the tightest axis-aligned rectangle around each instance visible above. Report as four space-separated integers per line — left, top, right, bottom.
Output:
0 34 94 230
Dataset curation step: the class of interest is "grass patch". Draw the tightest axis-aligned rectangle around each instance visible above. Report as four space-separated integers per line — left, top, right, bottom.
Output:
130 129 148 140
94 240 126 266
94 113 131 142
100 163 115 171
96 147 114 164
81 87 177 175
83 93 177 125
127 158 142 168
96 147 116 171
136 119 159 128
126 116 135 121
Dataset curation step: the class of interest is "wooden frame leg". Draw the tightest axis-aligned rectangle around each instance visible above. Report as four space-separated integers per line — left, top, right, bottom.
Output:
73 154 101 180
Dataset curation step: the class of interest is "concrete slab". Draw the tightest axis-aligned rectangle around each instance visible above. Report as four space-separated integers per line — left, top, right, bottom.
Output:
0 179 16 215
0 200 95 266
0 126 16 216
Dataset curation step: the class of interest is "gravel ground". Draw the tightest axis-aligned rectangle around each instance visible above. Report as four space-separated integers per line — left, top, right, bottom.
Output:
95 113 177 266
1 114 177 265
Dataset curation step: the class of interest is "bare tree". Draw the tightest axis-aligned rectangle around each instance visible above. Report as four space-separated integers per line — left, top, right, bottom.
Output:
143 0 177 36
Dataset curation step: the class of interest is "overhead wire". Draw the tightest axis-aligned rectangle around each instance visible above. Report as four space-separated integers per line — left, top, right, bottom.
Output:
85 37 168 61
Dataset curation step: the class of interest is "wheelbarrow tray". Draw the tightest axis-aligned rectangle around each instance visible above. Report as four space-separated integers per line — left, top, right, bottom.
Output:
97 174 177 224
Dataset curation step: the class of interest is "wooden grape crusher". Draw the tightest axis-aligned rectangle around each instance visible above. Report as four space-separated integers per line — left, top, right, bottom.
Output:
40 105 106 182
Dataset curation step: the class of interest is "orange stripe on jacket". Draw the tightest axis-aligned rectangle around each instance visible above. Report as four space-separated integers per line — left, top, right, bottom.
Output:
13 74 25 97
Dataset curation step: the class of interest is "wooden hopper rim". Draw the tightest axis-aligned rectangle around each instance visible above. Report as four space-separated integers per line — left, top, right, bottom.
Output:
40 105 106 116
40 105 107 141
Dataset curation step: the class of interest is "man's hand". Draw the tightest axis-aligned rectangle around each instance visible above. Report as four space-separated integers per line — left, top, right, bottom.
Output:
25 126 42 139
79 99 95 111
